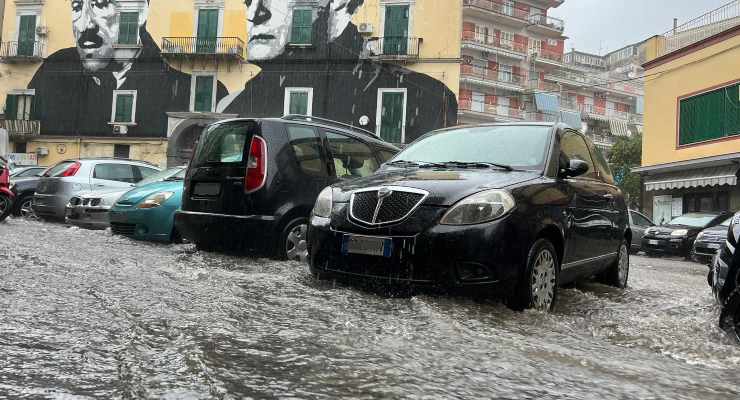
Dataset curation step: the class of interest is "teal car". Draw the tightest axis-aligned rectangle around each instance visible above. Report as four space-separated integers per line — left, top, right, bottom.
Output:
109 167 186 242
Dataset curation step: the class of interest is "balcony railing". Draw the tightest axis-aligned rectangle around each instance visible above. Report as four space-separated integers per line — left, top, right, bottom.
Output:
461 30 527 54
461 64 527 87
366 37 421 59
657 0 740 57
532 79 560 92
161 37 245 59
463 0 530 21
528 14 565 32
459 99 524 120
1 119 40 137
0 41 44 60
532 48 564 63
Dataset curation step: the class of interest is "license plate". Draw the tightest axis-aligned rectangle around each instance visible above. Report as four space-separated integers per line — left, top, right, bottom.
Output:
193 182 221 196
649 239 659 245
341 235 393 257
109 212 128 223
707 243 721 249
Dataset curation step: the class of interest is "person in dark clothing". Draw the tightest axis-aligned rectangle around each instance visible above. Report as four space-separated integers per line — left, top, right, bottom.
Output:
28 0 227 138
221 0 457 143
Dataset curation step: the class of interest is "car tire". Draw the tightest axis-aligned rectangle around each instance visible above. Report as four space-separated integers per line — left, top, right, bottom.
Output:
0 193 11 222
12 194 34 218
278 217 309 263
508 238 559 312
599 240 630 288
719 288 740 343
195 241 217 252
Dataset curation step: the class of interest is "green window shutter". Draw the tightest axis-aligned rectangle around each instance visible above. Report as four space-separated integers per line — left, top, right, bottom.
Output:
114 94 134 123
725 84 740 137
289 92 309 115
194 75 214 112
5 94 18 120
197 9 219 53
379 92 404 143
383 5 409 55
18 15 37 56
679 84 739 145
290 9 313 45
29 95 38 120
118 12 139 45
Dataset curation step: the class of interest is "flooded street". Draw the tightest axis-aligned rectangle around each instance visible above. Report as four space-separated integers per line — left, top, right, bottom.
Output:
2 218 740 399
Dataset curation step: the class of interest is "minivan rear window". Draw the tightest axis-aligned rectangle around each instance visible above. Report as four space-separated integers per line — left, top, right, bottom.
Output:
192 122 254 165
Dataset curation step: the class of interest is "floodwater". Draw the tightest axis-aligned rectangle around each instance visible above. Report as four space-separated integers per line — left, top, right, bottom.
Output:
1 218 739 399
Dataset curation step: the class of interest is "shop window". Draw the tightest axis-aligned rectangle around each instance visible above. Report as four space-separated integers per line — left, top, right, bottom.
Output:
683 192 730 213
679 83 740 145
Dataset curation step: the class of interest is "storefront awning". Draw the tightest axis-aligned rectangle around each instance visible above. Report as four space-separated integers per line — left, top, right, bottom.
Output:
644 165 739 191
609 119 631 137
559 110 582 130
535 93 560 114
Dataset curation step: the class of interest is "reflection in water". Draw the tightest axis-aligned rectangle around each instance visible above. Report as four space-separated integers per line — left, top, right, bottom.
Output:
1 219 739 398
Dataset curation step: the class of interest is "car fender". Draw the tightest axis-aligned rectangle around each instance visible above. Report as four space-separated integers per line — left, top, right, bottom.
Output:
0 186 15 200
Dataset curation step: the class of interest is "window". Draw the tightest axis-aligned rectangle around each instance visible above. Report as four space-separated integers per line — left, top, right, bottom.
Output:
192 122 251 165
118 12 139 45
290 9 313 45
5 94 34 120
17 15 37 56
191 74 215 112
113 144 130 159
383 4 410 55
500 31 514 48
528 38 542 55
630 211 652 227
324 131 379 179
678 83 740 146
111 90 137 123
196 9 219 53
287 125 327 177
377 88 407 143
559 132 596 179
588 141 615 184
284 88 313 116
93 163 137 183
15 142 27 154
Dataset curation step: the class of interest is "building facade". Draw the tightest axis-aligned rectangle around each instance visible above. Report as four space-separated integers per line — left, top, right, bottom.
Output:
635 1 740 224
458 0 644 156
0 0 461 167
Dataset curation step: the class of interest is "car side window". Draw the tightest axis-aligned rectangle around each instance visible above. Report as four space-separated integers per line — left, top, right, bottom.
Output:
286 124 328 177
588 141 615 184
136 166 159 180
324 131 379 179
93 163 137 183
631 212 650 227
559 132 597 179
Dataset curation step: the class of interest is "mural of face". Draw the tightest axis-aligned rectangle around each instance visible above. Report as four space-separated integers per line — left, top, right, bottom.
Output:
71 0 119 71
326 0 363 41
245 0 293 61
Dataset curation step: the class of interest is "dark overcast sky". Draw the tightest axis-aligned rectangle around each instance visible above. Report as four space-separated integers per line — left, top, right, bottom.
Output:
549 0 731 54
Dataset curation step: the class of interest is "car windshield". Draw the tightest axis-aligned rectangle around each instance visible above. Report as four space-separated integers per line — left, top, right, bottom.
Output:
136 167 184 186
390 125 551 170
165 168 187 181
192 121 257 166
668 213 719 228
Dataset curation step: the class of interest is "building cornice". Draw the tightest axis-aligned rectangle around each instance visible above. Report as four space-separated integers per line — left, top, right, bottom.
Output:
642 24 740 70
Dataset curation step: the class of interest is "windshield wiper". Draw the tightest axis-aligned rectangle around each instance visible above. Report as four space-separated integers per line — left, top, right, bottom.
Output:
386 160 447 168
443 161 514 171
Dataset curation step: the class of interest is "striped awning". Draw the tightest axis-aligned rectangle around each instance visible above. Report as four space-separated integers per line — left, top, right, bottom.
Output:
644 165 739 191
609 119 631 137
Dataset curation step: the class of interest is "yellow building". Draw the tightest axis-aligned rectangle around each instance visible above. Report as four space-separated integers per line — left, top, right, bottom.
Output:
0 0 461 167
634 4 740 224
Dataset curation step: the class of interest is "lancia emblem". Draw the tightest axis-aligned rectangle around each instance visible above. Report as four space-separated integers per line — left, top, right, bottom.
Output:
377 187 393 200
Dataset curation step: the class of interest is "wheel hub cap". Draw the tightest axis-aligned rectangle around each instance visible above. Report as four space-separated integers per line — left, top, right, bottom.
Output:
531 249 556 310
286 224 309 263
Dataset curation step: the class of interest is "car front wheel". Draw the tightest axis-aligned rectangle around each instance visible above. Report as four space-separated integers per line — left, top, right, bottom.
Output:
720 288 740 343
279 218 309 263
509 238 559 312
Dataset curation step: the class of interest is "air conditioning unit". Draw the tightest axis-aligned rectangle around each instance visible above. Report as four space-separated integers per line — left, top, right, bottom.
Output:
36 147 49 156
358 23 374 34
112 124 128 135
35 26 49 36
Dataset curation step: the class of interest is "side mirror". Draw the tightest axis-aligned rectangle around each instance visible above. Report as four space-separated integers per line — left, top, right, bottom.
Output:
563 159 589 178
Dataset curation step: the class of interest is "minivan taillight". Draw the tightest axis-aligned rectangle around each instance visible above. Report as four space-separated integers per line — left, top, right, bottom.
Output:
60 161 81 177
245 136 267 193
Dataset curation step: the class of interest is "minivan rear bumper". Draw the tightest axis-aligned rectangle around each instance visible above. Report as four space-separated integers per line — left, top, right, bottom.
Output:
175 210 276 253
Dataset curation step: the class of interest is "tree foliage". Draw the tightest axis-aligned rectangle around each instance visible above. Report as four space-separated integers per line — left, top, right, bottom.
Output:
609 133 642 209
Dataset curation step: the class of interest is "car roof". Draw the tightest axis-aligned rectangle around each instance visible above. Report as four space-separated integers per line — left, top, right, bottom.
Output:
415 122 572 136
57 158 160 167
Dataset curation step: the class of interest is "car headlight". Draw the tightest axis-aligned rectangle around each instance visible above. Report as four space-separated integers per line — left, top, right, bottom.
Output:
696 232 705 240
313 187 333 218
671 229 688 237
440 189 515 225
138 191 174 209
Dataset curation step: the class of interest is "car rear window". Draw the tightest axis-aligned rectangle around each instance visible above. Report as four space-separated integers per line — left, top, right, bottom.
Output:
44 161 76 177
192 121 255 166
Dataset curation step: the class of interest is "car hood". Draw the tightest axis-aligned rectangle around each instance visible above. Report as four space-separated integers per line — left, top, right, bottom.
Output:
116 180 183 205
701 224 729 235
649 224 703 235
333 167 542 206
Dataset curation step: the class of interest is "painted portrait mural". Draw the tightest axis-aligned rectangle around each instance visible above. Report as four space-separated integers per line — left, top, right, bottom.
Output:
220 0 458 143
28 0 227 138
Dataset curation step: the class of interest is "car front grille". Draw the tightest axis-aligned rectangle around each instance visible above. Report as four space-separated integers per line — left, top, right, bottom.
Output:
110 222 136 236
350 187 427 226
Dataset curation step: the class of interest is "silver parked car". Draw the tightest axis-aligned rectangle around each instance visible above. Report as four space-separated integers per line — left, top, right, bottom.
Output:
629 209 654 253
33 158 161 220
65 166 186 229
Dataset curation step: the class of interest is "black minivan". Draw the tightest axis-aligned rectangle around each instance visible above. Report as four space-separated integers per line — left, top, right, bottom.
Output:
308 123 630 311
175 116 398 260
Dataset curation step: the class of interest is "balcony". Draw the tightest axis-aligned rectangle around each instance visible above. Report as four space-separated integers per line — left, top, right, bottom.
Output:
0 41 44 62
527 14 565 34
461 30 526 60
1 119 40 139
462 0 530 26
459 99 524 122
545 69 591 87
460 63 527 92
366 37 421 61
161 37 245 61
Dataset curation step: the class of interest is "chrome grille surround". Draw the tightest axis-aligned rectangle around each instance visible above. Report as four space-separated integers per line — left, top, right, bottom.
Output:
348 186 428 226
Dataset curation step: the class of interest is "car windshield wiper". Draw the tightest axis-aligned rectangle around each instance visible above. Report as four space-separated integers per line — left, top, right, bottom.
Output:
386 160 447 168
442 161 514 171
